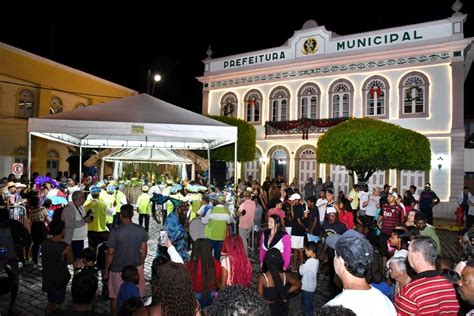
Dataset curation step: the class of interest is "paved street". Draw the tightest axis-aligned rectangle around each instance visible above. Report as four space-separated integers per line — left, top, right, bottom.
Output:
0 218 463 315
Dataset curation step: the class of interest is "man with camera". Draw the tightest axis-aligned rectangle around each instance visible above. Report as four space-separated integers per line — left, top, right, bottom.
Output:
62 191 93 260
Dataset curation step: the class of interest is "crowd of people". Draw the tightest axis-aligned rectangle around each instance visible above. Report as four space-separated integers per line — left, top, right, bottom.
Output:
1 171 474 315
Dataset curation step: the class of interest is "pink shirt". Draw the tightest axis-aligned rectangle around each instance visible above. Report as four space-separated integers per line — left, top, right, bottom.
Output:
238 199 256 229
268 208 285 220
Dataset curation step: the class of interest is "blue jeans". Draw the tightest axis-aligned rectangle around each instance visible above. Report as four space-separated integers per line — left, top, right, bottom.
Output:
301 290 314 316
208 239 223 260
195 291 216 309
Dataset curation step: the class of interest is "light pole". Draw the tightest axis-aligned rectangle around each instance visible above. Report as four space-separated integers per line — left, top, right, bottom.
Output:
151 74 161 97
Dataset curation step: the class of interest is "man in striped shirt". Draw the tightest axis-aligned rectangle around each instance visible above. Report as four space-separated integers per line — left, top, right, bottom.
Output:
395 236 459 315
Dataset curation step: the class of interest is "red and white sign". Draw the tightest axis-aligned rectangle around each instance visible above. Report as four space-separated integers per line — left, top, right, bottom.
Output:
11 163 23 178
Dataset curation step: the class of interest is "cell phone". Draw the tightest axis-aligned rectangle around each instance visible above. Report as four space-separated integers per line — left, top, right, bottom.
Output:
159 231 168 246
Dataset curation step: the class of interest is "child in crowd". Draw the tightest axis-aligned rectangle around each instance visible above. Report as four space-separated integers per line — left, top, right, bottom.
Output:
117 265 140 311
41 220 73 315
74 247 97 275
299 241 320 316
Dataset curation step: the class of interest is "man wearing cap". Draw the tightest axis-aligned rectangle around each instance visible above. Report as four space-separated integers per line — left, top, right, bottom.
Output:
238 191 256 255
419 183 440 225
395 236 459 314
84 186 108 250
136 185 152 232
325 230 396 315
202 194 232 260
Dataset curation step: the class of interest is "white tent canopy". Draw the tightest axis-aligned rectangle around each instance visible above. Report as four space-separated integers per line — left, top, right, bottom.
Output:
102 148 194 164
27 94 238 183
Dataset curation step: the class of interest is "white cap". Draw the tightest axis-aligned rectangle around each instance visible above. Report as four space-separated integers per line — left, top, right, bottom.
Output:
326 206 337 214
288 193 301 201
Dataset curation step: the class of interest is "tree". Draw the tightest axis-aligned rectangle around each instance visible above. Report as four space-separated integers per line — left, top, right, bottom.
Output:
316 117 431 184
206 116 256 162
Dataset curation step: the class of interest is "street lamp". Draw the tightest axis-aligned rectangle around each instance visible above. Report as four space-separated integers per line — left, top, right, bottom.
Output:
151 74 161 97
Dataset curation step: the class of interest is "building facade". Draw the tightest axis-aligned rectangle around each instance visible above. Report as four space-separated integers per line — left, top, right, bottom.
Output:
0 42 137 178
199 13 473 218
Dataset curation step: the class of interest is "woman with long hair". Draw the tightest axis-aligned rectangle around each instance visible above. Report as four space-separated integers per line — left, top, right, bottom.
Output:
257 248 301 315
389 228 410 257
219 234 252 288
259 214 291 271
135 261 199 316
185 238 222 309
402 190 415 214
335 201 354 230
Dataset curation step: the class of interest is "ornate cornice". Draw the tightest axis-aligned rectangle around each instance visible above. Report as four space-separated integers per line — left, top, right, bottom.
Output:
208 52 451 89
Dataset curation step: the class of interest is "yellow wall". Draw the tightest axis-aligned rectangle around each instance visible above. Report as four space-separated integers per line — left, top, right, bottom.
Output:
0 43 137 177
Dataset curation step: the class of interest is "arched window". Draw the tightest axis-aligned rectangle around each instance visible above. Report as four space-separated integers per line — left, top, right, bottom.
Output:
220 92 238 117
399 72 429 118
329 79 353 118
244 90 262 124
50 96 63 114
269 86 290 122
74 102 86 110
298 83 320 119
363 76 389 118
17 89 35 118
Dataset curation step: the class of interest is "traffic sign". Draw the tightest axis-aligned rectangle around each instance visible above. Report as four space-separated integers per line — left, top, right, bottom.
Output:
12 163 23 178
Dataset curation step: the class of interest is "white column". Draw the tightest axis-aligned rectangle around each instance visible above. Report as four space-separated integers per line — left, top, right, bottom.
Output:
28 133 32 181
79 146 83 183
191 163 196 181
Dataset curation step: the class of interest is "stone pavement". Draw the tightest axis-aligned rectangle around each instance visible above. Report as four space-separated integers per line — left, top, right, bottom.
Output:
0 218 463 316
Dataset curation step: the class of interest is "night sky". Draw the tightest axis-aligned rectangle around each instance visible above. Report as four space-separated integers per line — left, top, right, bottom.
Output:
1 1 473 116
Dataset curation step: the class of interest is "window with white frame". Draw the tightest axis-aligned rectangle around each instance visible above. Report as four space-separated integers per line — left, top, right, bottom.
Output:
220 92 237 117
17 89 35 118
50 96 63 114
270 87 289 122
330 81 352 118
364 77 389 118
298 83 319 119
399 72 429 118
244 90 262 123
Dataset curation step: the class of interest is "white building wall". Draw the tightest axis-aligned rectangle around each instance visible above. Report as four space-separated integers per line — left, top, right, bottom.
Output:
208 63 451 135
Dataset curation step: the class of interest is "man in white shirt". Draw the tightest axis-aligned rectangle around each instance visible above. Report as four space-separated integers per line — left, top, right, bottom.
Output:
358 185 370 217
316 190 328 223
62 191 93 259
325 230 396 315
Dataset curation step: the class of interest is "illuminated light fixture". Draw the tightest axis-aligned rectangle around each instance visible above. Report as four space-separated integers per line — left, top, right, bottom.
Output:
277 159 287 165
259 157 266 165
437 156 444 170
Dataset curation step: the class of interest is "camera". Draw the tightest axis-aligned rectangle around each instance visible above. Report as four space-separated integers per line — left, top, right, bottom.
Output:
159 230 168 246
85 209 94 221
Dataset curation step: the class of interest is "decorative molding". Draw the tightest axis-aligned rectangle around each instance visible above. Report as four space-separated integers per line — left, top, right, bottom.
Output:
209 53 451 88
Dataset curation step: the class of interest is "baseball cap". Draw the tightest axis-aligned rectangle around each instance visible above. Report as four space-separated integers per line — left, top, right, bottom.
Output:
326 230 373 276
326 206 337 214
325 189 334 195
142 185 150 192
288 193 301 201
90 186 101 193
425 183 431 188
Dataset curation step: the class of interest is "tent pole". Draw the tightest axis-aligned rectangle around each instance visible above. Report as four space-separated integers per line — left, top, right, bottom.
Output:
100 158 105 180
79 145 82 184
191 163 195 181
234 141 237 185
207 143 211 187
28 133 32 182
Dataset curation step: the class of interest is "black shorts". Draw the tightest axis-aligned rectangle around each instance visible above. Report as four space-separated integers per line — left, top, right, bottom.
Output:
46 287 66 304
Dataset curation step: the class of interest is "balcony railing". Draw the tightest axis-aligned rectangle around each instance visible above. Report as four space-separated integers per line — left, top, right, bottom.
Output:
265 117 349 139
